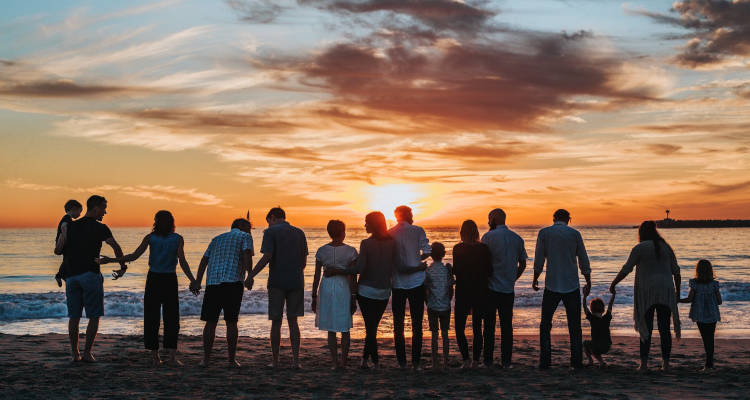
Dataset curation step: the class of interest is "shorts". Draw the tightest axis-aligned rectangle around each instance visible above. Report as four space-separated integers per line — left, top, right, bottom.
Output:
584 339 611 355
201 282 244 323
428 308 451 332
268 287 304 320
65 271 104 318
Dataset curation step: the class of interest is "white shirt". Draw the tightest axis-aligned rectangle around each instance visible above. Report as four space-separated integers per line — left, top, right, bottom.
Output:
388 221 431 289
481 225 527 294
533 221 591 293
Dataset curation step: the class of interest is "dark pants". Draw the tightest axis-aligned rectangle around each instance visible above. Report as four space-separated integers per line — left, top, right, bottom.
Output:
484 291 515 366
144 272 179 350
392 285 425 366
358 295 388 364
697 322 716 368
639 304 672 363
540 288 582 368
455 298 484 362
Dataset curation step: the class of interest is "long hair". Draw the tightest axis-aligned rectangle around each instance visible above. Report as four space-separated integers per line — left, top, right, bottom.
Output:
695 259 715 283
460 219 480 243
365 211 390 240
638 220 671 260
153 210 175 237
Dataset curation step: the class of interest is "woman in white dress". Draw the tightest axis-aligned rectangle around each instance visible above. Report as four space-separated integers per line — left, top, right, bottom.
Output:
311 220 358 369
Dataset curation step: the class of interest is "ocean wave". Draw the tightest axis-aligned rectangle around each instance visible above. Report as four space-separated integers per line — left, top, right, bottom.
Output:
2 281 748 321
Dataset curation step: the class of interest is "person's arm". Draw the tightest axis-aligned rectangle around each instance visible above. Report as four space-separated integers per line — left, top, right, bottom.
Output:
532 231 545 291
105 237 128 279
447 264 454 300
250 253 271 278
419 228 431 261
397 262 427 274
516 241 528 281
606 292 616 315
669 249 681 297
54 223 67 255
577 232 592 296
582 292 591 317
325 257 359 277
715 284 723 305
240 249 254 289
679 288 695 304
175 236 196 287
191 256 209 292
610 245 638 293
102 234 150 264
311 259 323 314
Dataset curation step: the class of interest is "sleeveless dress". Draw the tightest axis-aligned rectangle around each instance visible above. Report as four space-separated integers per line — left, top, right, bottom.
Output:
315 244 358 333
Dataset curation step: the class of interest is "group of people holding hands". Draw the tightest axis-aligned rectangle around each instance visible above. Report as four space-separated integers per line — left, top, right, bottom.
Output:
54 196 723 372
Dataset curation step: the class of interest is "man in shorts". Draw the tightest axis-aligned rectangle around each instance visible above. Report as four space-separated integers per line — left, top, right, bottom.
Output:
55 195 127 363
248 207 308 369
192 218 254 368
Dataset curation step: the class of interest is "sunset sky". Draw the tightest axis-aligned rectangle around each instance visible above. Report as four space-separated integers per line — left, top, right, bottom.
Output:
1 0 749 227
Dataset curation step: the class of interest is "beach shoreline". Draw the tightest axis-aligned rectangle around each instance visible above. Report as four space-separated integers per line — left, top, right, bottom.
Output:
2 333 749 399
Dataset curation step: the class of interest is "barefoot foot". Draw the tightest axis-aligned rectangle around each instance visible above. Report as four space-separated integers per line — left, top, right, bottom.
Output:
82 351 96 363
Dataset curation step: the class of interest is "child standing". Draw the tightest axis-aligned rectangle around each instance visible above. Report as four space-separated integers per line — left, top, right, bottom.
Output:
583 292 615 367
679 259 722 371
424 242 453 370
54 199 83 287
311 220 358 369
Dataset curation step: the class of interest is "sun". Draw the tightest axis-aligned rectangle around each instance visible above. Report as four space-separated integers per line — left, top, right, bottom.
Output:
366 184 423 218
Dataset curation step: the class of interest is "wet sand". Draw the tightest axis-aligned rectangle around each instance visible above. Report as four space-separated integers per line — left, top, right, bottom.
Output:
1 333 748 399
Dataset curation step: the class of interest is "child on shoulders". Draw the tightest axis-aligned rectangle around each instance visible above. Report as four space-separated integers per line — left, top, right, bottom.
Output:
54 199 82 287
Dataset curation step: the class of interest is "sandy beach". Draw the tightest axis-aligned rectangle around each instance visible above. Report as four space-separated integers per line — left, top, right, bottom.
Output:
1 333 748 399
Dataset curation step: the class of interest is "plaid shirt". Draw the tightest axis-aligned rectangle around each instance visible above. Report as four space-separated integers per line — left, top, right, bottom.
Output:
203 228 254 285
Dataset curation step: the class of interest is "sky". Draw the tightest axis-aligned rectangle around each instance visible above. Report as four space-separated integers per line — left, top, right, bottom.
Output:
0 0 749 228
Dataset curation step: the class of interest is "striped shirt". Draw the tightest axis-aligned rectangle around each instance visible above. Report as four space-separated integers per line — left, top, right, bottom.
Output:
203 228 254 286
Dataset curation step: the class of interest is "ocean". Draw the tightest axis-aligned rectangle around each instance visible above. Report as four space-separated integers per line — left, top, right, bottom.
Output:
1 226 748 339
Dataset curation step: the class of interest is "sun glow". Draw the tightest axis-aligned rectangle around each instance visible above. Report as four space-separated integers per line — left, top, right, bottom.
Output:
341 182 446 224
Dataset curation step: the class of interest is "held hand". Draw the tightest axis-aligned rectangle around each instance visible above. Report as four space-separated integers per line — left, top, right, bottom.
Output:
419 262 428 271
532 280 540 291
244 276 254 291
96 256 111 265
111 268 126 280
583 283 591 297
311 297 317 314
609 283 616 294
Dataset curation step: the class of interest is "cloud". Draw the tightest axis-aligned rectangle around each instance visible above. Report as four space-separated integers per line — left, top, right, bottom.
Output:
632 0 750 68
646 143 682 155
226 0 286 23
691 180 750 195
0 79 157 98
5 179 224 206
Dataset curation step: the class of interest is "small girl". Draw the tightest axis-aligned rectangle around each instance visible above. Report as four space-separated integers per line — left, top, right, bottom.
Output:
679 259 722 371
311 220 358 369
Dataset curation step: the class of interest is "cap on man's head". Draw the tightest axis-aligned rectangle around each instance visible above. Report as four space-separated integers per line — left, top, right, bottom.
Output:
553 209 571 221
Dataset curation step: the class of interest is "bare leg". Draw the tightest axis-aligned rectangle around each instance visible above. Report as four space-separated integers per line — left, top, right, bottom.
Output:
584 342 594 365
271 319 282 368
201 321 217 367
226 321 240 368
328 332 338 370
150 349 161 367
82 317 99 362
166 348 183 366
431 331 439 370
341 332 350 367
288 315 301 369
594 353 606 368
68 317 81 362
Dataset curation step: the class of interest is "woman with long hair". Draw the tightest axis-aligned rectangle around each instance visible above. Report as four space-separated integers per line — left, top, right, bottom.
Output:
100 210 197 366
355 211 398 369
610 220 681 372
452 219 492 369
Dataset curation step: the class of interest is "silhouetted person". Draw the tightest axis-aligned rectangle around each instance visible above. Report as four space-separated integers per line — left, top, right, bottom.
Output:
533 209 591 369
54 199 82 287
311 220 358 369
99 210 197 366
679 259 722 371
424 242 453 371
452 220 492 369
192 218 254 368
248 207 308 369
610 220 681 372
481 208 527 368
389 205 431 371
54 195 127 363
353 211 398 369
582 293 615 367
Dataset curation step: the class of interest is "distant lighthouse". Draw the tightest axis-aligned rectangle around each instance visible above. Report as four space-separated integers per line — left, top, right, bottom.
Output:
665 209 671 220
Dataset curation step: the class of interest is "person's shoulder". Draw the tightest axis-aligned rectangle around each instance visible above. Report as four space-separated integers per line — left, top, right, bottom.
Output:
453 242 466 251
